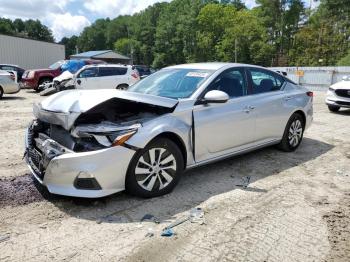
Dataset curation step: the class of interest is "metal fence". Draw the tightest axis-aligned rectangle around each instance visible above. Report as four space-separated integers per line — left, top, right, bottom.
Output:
269 66 350 90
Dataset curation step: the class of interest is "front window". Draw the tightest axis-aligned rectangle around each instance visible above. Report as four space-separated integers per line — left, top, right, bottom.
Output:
128 68 214 99
49 60 65 70
78 67 98 78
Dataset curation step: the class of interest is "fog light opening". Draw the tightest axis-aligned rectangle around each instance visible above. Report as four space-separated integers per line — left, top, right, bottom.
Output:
74 171 102 190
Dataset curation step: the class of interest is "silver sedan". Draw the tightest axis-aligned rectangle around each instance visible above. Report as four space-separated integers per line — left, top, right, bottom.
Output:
25 63 313 198
0 70 20 98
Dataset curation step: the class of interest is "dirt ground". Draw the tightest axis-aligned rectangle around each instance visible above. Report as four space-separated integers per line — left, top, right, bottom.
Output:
0 90 349 262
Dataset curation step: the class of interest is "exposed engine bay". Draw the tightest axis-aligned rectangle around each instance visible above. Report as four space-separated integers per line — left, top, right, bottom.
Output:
29 98 174 153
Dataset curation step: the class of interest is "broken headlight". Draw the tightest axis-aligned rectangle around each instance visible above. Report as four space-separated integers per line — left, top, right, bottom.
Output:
71 122 141 148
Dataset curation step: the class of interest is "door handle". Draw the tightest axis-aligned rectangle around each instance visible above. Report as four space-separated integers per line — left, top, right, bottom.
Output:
285 96 292 101
243 106 252 113
248 106 255 110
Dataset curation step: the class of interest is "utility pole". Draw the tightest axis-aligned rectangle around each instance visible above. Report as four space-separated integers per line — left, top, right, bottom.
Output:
235 38 238 63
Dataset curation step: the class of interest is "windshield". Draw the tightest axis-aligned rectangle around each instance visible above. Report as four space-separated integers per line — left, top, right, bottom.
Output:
49 60 65 70
128 68 214 99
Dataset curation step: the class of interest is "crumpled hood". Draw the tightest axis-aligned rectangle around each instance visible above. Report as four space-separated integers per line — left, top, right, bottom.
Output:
39 89 178 114
331 80 350 90
53 71 74 82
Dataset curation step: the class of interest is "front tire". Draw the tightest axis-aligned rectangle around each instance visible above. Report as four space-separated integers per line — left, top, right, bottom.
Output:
328 105 340 112
0 86 3 99
126 138 184 198
278 113 305 152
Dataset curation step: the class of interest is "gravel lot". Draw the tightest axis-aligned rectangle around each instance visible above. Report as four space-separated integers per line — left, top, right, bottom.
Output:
0 90 349 262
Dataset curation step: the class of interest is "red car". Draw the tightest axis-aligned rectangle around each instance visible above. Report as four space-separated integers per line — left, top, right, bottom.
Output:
21 59 105 91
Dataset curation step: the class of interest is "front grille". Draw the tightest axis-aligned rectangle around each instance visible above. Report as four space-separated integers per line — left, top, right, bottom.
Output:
28 148 45 179
335 89 350 98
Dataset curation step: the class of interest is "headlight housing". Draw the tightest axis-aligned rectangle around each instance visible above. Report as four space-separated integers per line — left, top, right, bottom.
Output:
71 122 141 148
27 71 35 79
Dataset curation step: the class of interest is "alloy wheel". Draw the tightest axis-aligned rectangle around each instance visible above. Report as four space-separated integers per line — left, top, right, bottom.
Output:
288 119 303 147
135 147 177 192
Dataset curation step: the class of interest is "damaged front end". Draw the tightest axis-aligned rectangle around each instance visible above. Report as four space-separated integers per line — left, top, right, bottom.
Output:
24 90 177 197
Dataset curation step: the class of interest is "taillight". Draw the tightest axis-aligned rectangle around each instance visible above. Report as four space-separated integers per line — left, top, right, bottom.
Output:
306 91 314 97
9 74 15 81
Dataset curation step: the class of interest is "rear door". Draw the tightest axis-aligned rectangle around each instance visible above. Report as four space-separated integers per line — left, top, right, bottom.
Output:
76 67 99 89
193 67 256 162
245 67 289 142
99 67 128 89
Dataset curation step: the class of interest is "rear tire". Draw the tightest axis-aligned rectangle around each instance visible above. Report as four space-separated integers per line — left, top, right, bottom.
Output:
277 113 305 152
328 105 340 112
125 138 184 198
116 84 129 90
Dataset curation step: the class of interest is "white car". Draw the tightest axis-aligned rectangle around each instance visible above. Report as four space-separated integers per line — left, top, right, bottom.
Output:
74 64 140 90
326 76 350 112
0 70 20 98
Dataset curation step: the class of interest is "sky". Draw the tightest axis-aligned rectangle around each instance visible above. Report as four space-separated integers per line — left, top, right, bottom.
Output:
0 0 317 42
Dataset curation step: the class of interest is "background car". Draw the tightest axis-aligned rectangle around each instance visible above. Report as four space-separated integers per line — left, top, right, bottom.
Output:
0 70 20 98
0 64 25 82
134 65 152 78
21 59 105 91
75 64 140 90
25 63 313 198
326 76 350 112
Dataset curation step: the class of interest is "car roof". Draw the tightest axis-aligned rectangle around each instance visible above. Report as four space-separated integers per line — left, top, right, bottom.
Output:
0 64 20 67
84 64 130 68
166 62 266 71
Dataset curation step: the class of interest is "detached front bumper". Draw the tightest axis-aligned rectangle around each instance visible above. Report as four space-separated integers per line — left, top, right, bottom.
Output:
25 128 136 198
326 90 350 108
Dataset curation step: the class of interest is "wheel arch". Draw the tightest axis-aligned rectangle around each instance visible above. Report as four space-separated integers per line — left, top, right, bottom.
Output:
291 109 306 128
149 132 188 168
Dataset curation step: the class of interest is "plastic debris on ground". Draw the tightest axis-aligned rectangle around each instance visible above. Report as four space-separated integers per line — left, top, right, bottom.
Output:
161 228 175 237
236 176 251 188
161 207 205 237
141 214 160 224
0 234 10 243
190 207 205 225
145 228 154 238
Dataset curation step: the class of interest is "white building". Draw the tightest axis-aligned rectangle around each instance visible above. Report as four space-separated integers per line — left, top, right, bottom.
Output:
0 34 65 69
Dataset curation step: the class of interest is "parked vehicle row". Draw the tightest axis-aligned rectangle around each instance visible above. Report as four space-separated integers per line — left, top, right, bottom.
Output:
21 59 105 91
24 62 313 198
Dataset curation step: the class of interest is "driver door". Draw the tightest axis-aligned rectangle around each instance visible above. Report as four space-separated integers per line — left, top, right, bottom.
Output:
76 67 100 89
193 67 256 163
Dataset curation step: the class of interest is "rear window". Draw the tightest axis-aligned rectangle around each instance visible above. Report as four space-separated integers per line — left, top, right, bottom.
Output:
99 67 127 76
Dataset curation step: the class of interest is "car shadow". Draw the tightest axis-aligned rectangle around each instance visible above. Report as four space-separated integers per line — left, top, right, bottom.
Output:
41 137 333 224
333 109 350 116
1 96 25 100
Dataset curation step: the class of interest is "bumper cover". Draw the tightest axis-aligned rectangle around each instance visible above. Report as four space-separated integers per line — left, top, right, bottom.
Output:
25 128 136 198
326 90 350 108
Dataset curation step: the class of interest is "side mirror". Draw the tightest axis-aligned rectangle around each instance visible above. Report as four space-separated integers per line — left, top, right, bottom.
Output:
202 90 229 104
77 79 81 85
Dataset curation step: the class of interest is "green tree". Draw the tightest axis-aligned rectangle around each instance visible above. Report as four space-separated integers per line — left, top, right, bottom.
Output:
59 36 78 58
152 0 204 68
337 51 350 66
24 19 54 42
0 18 14 35
289 0 350 66
77 19 109 51
255 0 305 65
